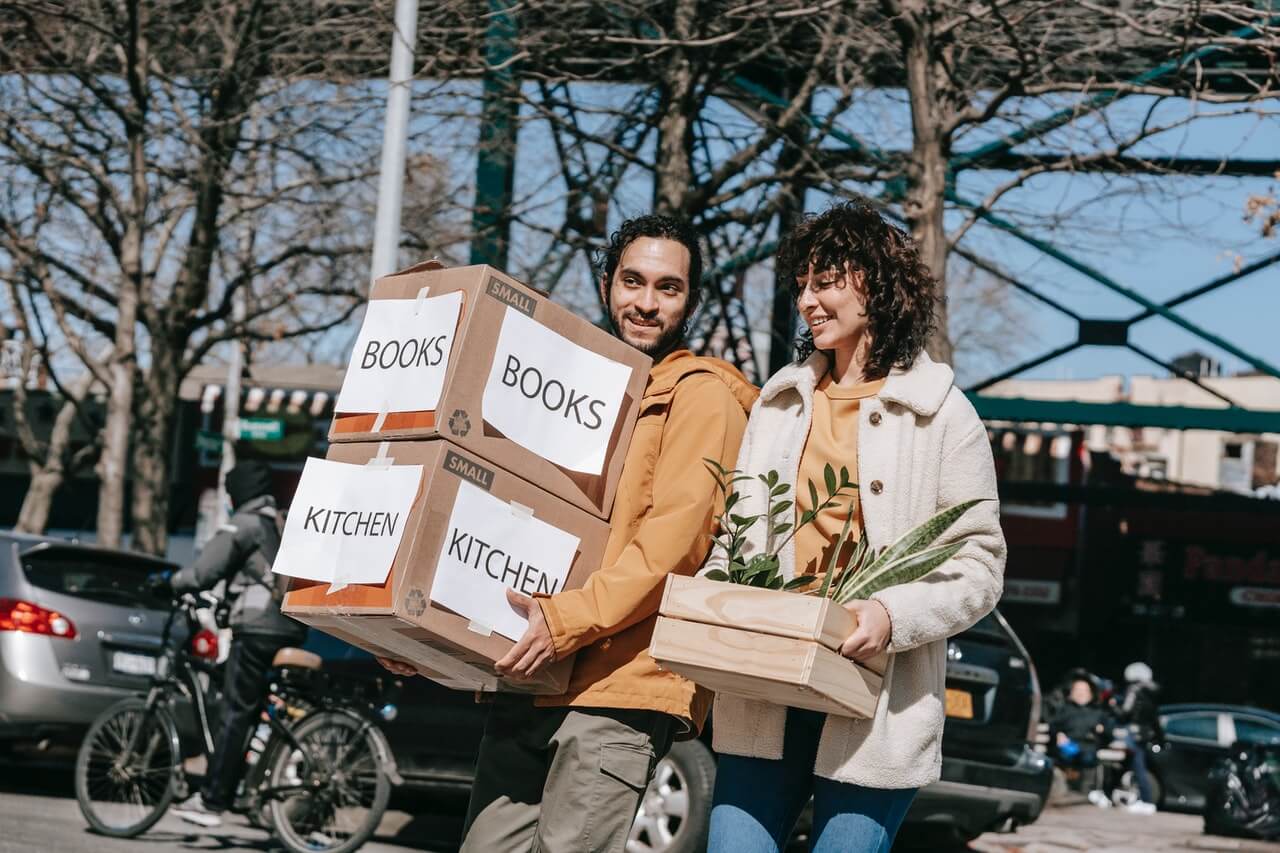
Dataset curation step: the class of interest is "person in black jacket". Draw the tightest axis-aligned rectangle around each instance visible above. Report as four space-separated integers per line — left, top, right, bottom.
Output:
1113 661 1162 811
1051 676 1109 796
165 460 307 827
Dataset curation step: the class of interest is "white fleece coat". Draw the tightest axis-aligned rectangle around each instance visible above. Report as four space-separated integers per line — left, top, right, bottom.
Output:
705 350 1006 789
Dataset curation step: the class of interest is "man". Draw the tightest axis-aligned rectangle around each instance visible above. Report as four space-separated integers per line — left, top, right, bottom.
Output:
380 215 757 853
166 460 308 827
1051 675 1109 802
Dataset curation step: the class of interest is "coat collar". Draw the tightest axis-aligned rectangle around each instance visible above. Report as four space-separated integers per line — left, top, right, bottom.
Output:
759 350 954 417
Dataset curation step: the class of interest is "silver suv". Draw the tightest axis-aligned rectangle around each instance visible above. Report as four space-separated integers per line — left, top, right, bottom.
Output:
0 532 176 751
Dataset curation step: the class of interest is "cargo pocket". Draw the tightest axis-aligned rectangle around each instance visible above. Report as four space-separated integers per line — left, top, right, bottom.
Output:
588 742 655 850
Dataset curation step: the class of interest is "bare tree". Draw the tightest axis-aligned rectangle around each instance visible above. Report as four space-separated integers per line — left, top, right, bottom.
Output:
0 1 382 552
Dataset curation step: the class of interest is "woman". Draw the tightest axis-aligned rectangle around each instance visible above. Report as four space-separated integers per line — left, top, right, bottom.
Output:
705 199 1006 853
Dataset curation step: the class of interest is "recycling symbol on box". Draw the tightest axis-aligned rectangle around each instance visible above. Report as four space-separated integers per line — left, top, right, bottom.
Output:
404 588 426 618
448 409 471 437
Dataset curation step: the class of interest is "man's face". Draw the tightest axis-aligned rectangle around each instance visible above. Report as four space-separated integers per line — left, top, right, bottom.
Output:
601 237 692 356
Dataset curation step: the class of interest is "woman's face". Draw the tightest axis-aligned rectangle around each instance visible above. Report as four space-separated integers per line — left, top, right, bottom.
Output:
796 262 870 353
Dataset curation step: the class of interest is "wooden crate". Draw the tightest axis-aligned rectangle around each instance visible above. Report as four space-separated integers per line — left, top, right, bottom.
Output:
650 575 888 718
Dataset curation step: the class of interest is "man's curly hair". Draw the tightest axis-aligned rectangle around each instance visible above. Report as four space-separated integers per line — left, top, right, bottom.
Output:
777 199 938 377
593 214 705 317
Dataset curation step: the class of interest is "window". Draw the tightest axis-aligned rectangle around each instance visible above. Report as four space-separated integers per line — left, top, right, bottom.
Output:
22 547 173 609
1163 713 1219 744
1233 716 1280 746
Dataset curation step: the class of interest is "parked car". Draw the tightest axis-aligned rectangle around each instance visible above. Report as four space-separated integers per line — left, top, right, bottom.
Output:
309 607 1052 851
0 532 180 754
1144 703 1280 812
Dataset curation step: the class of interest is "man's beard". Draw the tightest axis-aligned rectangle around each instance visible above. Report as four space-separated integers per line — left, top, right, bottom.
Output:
613 310 685 357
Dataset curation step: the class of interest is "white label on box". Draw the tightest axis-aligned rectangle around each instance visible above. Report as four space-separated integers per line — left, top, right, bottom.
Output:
481 306 631 474
271 457 424 592
429 481 581 641
335 292 463 417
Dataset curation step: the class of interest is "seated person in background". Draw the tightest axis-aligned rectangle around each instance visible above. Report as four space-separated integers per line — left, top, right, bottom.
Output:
1051 676 1109 796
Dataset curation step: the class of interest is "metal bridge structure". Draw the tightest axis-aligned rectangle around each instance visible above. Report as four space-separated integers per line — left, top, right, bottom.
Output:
365 2 1280 437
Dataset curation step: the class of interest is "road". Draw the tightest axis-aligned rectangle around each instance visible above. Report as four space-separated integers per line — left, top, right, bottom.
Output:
0 764 465 853
3 762 1280 853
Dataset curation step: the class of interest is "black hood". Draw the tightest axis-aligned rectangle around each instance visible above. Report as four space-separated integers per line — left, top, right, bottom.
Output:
226 461 274 509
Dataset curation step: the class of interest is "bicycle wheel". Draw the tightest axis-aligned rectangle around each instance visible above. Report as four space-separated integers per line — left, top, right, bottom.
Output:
75 697 181 837
265 710 392 853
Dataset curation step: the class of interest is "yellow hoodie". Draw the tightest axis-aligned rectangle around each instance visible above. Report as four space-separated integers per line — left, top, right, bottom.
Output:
536 349 757 732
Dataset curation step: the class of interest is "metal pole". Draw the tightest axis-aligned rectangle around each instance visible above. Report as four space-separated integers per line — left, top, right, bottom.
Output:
216 291 245 529
370 0 421 284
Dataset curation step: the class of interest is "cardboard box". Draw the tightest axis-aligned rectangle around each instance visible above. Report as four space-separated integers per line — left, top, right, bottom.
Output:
282 440 611 694
329 261 651 519
649 575 887 717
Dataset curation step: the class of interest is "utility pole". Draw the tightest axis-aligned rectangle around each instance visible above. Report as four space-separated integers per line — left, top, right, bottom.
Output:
370 0 421 283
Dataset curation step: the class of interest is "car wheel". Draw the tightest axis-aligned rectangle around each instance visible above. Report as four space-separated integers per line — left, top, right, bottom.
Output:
628 739 716 853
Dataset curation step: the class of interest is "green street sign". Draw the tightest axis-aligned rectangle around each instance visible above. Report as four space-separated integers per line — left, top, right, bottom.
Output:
238 417 284 442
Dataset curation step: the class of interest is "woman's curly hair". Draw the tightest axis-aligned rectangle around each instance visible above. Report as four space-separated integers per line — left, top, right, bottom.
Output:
777 198 938 377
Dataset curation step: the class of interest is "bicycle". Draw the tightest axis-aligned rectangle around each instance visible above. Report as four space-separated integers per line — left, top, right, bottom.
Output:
74 593 402 853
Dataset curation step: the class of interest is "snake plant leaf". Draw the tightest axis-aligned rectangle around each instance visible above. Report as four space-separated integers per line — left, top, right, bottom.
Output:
816 506 857 599
832 530 875 602
838 540 966 602
865 499 986 573
785 575 817 590
703 569 731 582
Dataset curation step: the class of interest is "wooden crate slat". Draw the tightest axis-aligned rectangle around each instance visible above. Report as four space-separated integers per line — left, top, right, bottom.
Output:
660 575 888 676
651 617 882 718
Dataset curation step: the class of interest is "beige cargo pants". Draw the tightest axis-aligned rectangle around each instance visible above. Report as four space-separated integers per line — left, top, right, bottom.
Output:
460 695 676 853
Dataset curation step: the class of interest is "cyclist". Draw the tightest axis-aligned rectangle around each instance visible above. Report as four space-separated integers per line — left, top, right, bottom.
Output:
160 460 307 827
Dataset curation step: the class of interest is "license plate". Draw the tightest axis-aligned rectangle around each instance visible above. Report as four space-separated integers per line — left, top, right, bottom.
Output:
945 687 974 719
112 651 157 677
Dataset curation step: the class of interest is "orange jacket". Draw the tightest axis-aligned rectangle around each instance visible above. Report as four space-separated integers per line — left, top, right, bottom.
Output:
536 350 757 731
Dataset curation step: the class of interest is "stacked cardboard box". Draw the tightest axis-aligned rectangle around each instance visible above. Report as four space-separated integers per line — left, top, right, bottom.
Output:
650 575 887 717
277 261 651 693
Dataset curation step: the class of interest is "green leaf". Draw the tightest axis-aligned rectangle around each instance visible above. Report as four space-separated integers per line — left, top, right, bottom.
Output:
729 513 761 528
816 507 856 599
770 499 793 516
703 569 731 582
723 492 741 512
771 482 791 497
866 500 987 574
784 575 816 590
768 470 779 487
771 522 793 536
823 463 837 495
837 541 965 603
808 480 820 512
840 466 853 488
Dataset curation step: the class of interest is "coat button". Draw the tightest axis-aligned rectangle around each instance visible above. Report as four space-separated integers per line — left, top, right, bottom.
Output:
869 411 882 426
870 480 884 495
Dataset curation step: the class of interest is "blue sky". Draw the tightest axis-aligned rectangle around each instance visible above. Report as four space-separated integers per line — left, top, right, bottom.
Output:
399 82 1279 388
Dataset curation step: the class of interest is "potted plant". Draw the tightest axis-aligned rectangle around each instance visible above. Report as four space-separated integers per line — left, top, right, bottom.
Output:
649 461 987 717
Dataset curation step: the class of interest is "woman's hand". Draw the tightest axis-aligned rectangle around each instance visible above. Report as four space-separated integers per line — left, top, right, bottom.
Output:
375 656 419 678
839 599 892 662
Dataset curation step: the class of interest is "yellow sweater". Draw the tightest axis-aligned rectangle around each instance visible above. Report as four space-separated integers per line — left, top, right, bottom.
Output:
794 373 885 579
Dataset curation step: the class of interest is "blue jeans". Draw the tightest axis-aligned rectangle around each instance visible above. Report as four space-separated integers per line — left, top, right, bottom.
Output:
709 708 918 853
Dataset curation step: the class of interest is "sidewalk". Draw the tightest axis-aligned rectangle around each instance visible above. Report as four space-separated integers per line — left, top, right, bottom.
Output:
971 803 1280 853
